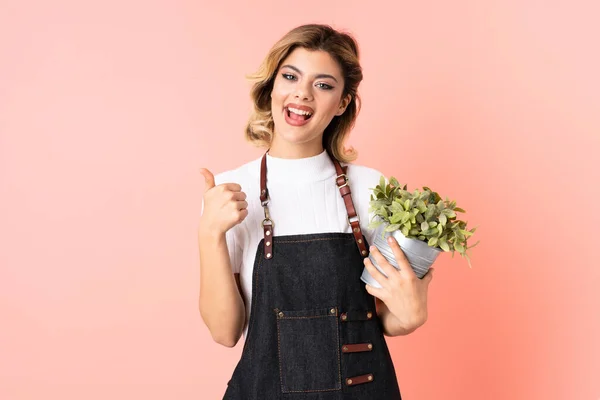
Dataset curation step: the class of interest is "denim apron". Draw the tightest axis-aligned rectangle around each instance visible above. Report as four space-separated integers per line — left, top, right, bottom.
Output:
223 151 402 399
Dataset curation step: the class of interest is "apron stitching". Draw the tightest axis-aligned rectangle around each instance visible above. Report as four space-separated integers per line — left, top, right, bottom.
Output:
276 237 352 244
283 388 341 393
336 311 342 389
276 318 284 393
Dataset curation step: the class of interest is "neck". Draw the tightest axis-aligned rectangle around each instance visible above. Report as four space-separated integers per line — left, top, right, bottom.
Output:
259 147 335 183
268 136 324 159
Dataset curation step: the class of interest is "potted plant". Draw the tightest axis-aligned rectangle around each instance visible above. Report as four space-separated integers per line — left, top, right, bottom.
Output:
361 176 479 288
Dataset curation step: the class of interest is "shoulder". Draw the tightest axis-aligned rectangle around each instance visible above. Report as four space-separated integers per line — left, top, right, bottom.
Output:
343 162 385 191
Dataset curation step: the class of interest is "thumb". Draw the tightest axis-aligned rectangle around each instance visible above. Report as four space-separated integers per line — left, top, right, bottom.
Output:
199 168 216 191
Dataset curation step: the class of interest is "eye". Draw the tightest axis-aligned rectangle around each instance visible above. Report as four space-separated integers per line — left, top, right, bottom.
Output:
282 73 296 81
316 82 334 90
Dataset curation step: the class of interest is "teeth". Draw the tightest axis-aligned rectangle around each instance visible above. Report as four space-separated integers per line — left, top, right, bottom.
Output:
288 107 312 116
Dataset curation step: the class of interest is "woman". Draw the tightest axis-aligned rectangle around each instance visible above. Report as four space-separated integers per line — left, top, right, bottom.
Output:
199 24 433 399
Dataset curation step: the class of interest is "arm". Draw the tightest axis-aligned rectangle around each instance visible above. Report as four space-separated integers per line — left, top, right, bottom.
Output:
198 228 246 347
198 168 248 348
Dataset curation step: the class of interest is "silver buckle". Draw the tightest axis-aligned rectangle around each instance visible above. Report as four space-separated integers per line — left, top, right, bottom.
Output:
336 174 349 189
347 215 360 225
262 205 273 228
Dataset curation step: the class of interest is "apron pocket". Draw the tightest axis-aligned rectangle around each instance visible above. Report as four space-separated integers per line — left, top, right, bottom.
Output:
275 307 341 393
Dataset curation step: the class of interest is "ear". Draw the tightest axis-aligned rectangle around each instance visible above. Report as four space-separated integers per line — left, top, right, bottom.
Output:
336 94 352 116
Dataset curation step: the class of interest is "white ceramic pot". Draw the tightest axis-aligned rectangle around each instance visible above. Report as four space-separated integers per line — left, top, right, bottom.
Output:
360 222 443 288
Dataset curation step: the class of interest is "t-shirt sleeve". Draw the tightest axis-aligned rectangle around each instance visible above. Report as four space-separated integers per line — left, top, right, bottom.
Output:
199 176 244 275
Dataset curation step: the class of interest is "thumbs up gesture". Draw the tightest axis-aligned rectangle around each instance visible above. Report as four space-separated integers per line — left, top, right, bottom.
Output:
199 168 249 236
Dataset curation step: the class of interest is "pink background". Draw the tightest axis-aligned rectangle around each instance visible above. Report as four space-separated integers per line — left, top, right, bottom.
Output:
1 1 599 399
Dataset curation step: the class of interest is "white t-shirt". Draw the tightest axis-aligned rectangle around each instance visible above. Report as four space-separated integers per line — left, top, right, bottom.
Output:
203 150 384 338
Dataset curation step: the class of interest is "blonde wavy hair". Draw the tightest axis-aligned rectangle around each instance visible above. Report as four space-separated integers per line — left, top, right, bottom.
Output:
245 24 363 163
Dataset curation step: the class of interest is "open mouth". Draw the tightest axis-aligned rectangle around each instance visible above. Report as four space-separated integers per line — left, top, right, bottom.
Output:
286 106 313 121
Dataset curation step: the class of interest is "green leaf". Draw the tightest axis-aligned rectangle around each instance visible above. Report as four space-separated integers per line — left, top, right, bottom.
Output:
391 202 403 213
401 213 410 224
425 205 435 219
390 176 400 187
401 226 409 236
454 207 466 213
428 237 438 247
390 213 402 224
421 221 429 231
443 209 457 218
439 213 447 226
421 228 437 236
385 224 401 232
439 240 450 252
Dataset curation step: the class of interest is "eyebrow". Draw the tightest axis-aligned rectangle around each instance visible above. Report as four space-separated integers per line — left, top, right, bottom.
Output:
280 64 339 83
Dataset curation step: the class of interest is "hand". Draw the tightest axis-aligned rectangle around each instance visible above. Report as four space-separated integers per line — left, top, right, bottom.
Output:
199 168 248 236
364 237 434 334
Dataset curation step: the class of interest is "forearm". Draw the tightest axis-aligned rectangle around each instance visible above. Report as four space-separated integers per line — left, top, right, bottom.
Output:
198 228 246 347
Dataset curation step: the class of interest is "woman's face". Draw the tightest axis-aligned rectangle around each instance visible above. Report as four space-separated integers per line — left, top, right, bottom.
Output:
270 47 350 154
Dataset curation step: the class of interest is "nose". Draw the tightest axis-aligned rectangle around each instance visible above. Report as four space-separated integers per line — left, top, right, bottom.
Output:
293 82 313 101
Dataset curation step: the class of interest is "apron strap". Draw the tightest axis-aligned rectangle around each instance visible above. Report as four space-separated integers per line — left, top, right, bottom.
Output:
260 154 274 259
259 150 369 260
329 153 369 258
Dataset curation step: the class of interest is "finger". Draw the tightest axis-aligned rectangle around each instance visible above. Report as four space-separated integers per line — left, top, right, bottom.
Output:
235 200 248 210
224 191 246 203
220 183 243 192
237 208 249 223
369 245 399 279
422 268 434 284
386 236 417 279
199 168 215 191
365 283 386 301
230 191 247 201
363 256 389 287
